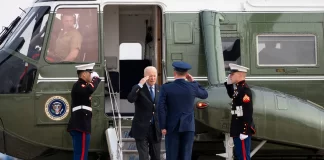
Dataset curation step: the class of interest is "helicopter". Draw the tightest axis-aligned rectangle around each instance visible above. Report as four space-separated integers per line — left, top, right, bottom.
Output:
1 0 324 159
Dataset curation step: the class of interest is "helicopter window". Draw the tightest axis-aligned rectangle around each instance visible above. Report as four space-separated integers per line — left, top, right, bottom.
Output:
257 34 317 66
222 37 241 73
3 6 51 61
45 8 99 63
119 43 142 60
0 51 37 94
0 6 51 94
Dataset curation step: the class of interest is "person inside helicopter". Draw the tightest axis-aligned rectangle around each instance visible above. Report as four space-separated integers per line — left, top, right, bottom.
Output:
46 13 83 62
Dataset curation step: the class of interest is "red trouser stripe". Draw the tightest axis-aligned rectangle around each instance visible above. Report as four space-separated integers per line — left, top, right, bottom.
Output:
241 140 247 160
81 132 85 160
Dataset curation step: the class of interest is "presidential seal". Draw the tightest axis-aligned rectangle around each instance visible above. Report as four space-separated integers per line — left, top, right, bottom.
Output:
45 96 70 121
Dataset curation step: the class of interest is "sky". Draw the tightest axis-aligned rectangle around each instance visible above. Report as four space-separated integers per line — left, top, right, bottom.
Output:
0 0 34 28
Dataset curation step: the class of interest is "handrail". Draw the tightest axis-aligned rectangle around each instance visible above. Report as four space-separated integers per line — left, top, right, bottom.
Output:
104 60 123 160
162 59 167 83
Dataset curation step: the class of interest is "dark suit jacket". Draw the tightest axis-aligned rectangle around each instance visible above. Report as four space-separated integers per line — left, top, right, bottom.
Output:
127 83 162 142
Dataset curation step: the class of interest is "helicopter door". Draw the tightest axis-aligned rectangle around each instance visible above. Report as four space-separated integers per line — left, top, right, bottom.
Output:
35 5 102 129
164 12 227 84
103 5 163 117
164 13 205 82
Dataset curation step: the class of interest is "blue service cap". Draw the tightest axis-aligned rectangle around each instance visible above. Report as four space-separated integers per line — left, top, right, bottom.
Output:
172 61 192 72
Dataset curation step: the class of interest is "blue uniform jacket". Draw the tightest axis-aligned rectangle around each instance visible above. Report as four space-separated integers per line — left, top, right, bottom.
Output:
158 79 208 133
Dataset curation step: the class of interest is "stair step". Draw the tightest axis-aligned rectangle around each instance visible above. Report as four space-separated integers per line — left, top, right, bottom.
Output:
122 138 165 141
123 150 167 160
122 139 166 150
122 138 136 142
120 126 166 140
121 127 132 139
113 126 168 159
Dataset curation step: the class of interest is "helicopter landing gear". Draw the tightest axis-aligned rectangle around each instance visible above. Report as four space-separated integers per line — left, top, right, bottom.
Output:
216 133 267 160
216 133 234 160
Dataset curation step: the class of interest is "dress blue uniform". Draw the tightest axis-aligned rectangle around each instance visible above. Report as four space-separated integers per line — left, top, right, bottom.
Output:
224 63 256 160
158 61 208 160
67 63 102 160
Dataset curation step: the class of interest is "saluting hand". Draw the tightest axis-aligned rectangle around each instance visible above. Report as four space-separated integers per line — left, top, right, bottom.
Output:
186 74 194 82
91 72 99 79
139 76 149 85
227 74 232 84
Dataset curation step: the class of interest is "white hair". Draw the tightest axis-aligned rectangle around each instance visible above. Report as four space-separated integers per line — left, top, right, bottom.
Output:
144 66 157 76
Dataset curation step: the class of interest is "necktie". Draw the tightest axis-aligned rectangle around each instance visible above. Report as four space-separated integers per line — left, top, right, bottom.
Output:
149 86 155 124
149 86 155 100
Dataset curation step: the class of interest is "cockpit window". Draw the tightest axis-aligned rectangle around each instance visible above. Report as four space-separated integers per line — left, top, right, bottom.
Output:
0 6 50 94
45 7 99 63
3 6 51 61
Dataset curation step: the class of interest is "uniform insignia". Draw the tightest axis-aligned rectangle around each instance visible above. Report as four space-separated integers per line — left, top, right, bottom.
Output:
81 84 86 87
243 94 250 103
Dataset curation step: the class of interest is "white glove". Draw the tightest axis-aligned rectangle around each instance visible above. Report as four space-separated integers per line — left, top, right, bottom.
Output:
226 74 232 84
240 133 248 140
91 71 99 79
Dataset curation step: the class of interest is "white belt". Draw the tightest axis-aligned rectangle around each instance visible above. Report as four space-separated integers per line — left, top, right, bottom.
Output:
72 105 92 112
231 106 243 117
231 110 238 114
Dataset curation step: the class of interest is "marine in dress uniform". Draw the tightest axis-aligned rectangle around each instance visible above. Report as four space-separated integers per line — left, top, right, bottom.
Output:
157 61 208 160
67 63 102 160
224 63 256 160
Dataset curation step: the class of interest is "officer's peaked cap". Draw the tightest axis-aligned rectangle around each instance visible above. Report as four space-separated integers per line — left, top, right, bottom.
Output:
229 63 249 73
172 61 192 72
75 63 95 72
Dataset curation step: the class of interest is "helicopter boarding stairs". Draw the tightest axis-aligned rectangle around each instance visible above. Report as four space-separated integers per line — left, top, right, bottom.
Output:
103 58 166 160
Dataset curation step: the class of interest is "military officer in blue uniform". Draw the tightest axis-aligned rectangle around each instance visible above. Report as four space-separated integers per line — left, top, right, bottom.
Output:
67 63 102 160
158 61 208 160
224 63 256 160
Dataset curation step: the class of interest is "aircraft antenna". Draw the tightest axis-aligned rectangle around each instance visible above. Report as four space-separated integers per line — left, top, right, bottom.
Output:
19 7 26 14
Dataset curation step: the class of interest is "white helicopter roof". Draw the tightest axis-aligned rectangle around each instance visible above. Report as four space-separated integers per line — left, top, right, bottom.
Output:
33 0 324 12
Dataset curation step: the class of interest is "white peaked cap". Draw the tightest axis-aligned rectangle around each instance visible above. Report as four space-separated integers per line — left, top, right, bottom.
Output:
75 63 95 71
229 63 249 73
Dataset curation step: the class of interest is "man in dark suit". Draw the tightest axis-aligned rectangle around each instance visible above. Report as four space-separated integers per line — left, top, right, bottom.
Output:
158 61 208 160
127 66 162 160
